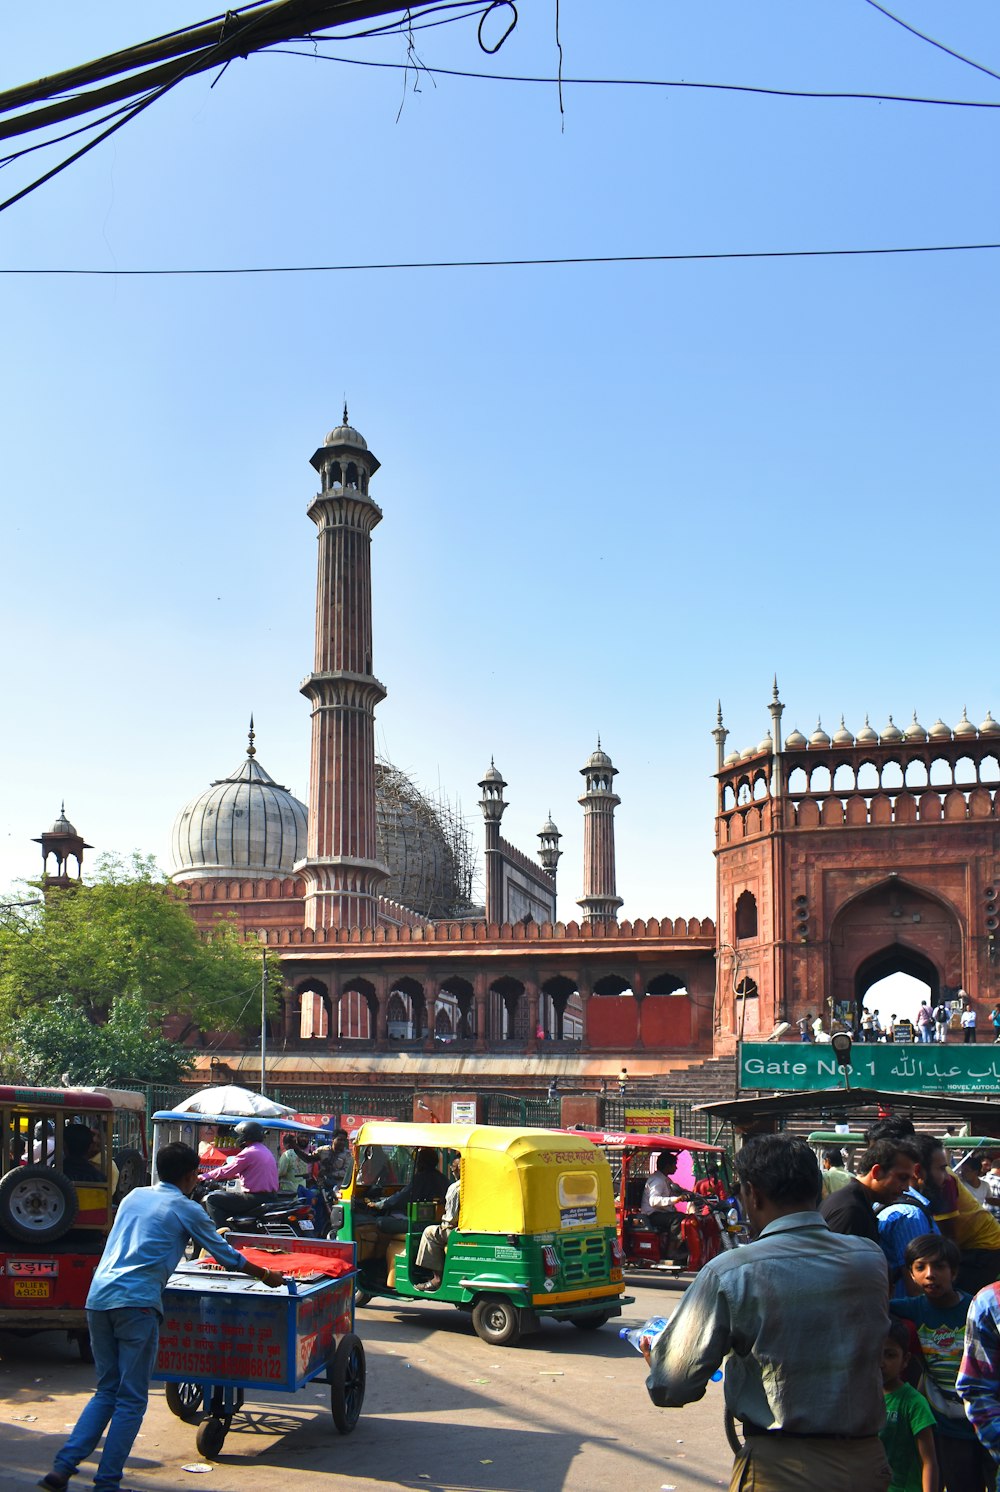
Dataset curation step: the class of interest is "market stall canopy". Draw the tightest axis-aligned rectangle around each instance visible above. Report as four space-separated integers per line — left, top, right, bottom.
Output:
696 1087 1000 1132
169 1085 295 1118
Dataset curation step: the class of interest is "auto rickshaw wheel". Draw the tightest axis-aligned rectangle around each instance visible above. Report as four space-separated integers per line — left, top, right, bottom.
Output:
570 1311 610 1331
196 1416 228 1458
330 1333 366 1433
112 1146 148 1201
354 1287 372 1308
472 1296 522 1347
0 1165 78 1243
165 1381 205 1423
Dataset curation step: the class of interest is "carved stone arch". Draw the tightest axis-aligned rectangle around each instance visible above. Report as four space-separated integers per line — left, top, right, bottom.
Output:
735 889 758 941
294 977 331 1040
828 875 965 1019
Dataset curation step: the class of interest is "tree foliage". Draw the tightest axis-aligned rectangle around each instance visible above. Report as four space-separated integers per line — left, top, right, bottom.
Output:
0 853 280 1075
11 993 195 1087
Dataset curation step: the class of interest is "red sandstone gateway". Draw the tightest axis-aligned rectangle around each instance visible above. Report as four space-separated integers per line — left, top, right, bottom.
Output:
0 1084 147 1356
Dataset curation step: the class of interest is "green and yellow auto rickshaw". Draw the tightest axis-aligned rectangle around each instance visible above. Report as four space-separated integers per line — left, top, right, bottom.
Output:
332 1122 629 1346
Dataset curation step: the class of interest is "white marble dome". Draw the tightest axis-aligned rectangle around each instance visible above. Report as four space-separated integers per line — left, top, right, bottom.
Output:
171 737 307 881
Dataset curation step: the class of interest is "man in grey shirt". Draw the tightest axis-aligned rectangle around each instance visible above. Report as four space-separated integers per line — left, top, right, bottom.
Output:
644 1134 890 1491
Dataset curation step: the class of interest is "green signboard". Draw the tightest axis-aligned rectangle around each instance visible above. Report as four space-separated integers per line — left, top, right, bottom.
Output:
739 1041 1000 1097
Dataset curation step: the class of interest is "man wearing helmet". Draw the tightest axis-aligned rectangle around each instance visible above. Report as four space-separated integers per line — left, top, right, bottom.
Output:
201 1120 280 1229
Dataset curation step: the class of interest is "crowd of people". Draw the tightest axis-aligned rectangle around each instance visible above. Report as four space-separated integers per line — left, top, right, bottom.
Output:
796 998 1000 1047
642 1125 1000 1492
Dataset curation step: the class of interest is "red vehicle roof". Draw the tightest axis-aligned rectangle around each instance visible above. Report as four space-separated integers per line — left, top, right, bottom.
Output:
561 1129 725 1154
0 1084 117 1111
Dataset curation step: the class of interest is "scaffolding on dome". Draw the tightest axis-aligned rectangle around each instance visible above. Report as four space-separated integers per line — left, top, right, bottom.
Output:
374 759 480 921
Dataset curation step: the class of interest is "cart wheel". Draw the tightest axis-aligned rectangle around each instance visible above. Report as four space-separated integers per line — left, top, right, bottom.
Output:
196 1416 228 1459
165 1381 205 1423
330 1334 366 1434
472 1295 522 1347
570 1311 610 1331
354 1287 372 1308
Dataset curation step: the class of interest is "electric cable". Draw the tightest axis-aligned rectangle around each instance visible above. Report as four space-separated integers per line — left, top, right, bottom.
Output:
863 0 1000 87
270 48 1000 108
2 241 999 277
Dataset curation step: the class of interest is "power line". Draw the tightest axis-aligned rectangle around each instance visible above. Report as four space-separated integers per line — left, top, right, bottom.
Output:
3 241 1000 277
273 47 1000 110
863 0 1000 87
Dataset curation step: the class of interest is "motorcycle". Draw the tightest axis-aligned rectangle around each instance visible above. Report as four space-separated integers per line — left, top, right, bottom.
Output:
195 1183 320 1238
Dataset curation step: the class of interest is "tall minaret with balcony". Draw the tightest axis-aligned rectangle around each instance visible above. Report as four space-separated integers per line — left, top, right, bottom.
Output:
296 408 389 930
577 740 623 924
478 759 508 925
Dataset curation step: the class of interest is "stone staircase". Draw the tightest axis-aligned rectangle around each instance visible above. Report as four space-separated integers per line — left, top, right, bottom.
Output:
622 1056 738 1110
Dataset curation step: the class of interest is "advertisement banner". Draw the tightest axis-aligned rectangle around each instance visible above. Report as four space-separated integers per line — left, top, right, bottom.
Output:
740 1041 1000 1096
624 1106 675 1135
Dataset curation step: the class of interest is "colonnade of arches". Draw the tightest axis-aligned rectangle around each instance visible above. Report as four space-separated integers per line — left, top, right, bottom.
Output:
284 965 695 1049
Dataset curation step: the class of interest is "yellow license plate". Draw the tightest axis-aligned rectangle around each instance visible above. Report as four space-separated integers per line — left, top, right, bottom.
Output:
13 1281 51 1298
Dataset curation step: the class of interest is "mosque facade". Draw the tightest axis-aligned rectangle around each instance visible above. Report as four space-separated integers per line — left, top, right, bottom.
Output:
40 414 1000 1090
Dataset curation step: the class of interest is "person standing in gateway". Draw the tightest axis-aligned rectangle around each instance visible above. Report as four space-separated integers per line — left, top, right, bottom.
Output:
643 1134 891 1491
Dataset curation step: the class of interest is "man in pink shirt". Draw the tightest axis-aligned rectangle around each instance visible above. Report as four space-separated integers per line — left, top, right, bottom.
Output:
201 1120 280 1228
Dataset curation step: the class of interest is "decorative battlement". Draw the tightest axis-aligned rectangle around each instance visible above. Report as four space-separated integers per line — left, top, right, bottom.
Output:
376 894 431 929
256 914 715 947
183 876 304 901
498 834 556 891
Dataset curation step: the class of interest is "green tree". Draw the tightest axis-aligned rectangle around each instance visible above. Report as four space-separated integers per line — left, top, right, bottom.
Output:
11 993 195 1086
0 852 280 1068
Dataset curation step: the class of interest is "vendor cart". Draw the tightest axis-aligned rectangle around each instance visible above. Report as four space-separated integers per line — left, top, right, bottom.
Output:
154 1234 364 1459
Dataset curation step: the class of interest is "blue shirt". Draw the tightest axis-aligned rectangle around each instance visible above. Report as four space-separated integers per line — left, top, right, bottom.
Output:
86 1181 246 1313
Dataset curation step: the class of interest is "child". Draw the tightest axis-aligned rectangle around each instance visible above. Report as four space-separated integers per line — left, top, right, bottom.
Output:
880 1319 938 1492
892 1233 994 1491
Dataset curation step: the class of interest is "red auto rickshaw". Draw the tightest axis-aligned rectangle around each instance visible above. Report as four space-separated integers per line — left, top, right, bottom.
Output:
0 1084 148 1357
565 1130 747 1272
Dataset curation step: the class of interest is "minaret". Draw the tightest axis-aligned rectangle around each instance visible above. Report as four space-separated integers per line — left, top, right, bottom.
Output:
295 407 389 930
540 817 564 895
478 759 507 925
768 675 785 799
712 701 729 772
577 739 623 924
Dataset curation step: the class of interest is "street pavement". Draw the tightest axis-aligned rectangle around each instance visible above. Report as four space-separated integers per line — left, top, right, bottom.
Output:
3 1278 733 1492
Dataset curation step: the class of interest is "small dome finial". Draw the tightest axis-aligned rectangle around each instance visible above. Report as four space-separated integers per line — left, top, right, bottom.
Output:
343 399 349 425
772 674 779 700
247 714 256 759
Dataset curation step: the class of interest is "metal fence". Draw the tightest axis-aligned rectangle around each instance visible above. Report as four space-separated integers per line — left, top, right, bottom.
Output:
598 1096 720 1145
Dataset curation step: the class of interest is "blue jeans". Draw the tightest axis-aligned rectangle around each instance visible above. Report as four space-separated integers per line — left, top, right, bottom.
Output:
54 1306 160 1491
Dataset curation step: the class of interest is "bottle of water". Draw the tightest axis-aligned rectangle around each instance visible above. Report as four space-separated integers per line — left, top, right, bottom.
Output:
619 1315 671 1351
620 1316 724 1381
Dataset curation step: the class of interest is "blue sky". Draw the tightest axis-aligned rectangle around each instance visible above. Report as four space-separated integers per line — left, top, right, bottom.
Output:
1 1 998 936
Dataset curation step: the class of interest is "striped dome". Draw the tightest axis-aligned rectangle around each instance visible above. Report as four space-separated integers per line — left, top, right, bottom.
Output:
170 737 306 882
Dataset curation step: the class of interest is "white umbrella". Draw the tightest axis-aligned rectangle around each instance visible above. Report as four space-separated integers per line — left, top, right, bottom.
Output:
169 1085 296 1118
